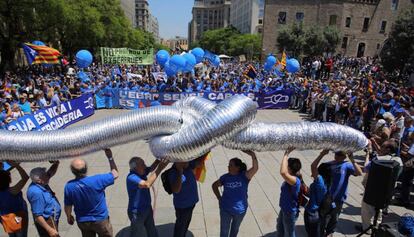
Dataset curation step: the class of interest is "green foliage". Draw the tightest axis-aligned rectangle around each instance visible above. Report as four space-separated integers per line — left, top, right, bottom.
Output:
277 23 341 57
198 27 261 59
380 7 414 72
0 0 155 72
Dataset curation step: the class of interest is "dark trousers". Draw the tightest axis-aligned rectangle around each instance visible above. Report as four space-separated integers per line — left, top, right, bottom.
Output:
128 209 158 237
304 210 324 237
33 215 58 237
315 103 324 121
401 168 414 203
77 218 113 237
174 205 195 237
324 202 343 235
326 107 336 122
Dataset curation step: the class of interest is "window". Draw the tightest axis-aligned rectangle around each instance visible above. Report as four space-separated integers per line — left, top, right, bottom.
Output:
258 19 263 24
391 0 398 10
380 21 387 33
278 12 286 24
357 42 366 57
341 37 348 49
296 12 304 22
376 43 381 49
363 17 370 31
345 17 351 28
329 15 337 25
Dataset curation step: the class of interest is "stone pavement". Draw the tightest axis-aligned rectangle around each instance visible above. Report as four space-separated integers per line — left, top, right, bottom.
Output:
2 109 412 237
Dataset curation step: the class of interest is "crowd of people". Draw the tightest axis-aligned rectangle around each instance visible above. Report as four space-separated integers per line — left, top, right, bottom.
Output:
1 55 414 237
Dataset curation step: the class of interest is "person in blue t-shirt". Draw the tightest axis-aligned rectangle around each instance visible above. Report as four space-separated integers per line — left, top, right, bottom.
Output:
64 149 118 237
304 150 331 237
27 161 60 237
324 151 362 236
150 95 162 107
277 147 302 237
126 157 168 237
168 157 203 237
212 150 258 237
0 161 29 237
17 95 32 115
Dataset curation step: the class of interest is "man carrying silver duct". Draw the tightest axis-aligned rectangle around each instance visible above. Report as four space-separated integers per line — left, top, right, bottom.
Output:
64 149 118 237
26 161 61 237
126 157 169 237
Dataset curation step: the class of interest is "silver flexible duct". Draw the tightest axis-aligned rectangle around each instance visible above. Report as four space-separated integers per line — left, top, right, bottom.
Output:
0 95 368 162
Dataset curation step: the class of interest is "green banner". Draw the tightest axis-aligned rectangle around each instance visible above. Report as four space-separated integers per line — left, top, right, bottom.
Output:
100 47 154 65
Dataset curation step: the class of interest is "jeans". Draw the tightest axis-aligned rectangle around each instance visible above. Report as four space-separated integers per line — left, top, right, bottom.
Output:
304 210 323 237
128 208 158 237
324 202 343 235
220 209 246 237
276 209 298 237
174 205 195 237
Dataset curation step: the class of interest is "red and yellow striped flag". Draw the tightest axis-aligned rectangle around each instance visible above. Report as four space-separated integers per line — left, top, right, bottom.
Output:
24 43 61 64
195 152 211 183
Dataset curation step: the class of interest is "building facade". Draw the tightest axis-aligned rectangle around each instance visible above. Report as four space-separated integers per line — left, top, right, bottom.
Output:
120 0 136 28
230 0 265 34
149 14 160 43
135 0 150 31
188 0 232 45
161 37 189 51
262 0 413 57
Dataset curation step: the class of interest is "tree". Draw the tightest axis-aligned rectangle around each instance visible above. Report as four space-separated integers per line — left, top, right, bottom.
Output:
303 26 325 57
380 7 414 73
276 23 306 57
228 34 261 59
199 27 240 54
323 26 341 54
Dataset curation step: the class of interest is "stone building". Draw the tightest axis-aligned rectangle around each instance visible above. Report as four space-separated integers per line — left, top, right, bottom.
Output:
262 0 413 57
135 0 150 31
188 0 232 45
230 0 265 34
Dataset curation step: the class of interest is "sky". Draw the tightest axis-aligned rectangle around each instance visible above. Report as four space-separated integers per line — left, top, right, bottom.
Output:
148 0 193 39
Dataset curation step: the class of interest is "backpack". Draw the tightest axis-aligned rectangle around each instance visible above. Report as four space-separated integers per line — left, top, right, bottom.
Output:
161 167 174 195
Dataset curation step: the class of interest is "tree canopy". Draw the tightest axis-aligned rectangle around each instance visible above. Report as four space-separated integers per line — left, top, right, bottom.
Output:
277 23 341 58
380 7 414 73
0 0 156 72
197 27 262 59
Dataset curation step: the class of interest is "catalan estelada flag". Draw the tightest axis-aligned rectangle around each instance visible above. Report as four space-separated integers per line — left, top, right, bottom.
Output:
243 64 257 79
194 152 211 183
22 43 61 65
276 51 287 69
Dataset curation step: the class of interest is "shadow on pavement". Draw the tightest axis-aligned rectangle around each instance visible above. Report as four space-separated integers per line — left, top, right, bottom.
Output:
115 223 194 237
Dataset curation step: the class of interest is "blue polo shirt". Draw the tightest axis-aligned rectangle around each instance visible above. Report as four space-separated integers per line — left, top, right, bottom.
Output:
279 177 300 214
0 190 27 215
27 183 61 220
328 161 356 203
305 175 327 212
64 173 114 222
219 172 249 214
18 101 31 114
168 165 199 209
126 169 152 213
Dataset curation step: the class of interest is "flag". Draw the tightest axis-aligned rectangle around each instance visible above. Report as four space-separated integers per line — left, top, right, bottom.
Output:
203 50 216 63
243 64 257 79
23 43 61 65
195 152 211 183
276 51 287 70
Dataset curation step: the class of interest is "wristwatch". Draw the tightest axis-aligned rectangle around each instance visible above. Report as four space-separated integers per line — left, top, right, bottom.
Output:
108 157 114 161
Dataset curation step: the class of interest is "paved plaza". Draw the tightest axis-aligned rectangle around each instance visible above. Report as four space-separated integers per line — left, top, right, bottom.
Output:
2 108 412 237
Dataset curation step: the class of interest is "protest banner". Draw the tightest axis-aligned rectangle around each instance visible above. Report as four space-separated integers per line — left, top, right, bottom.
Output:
100 47 154 65
6 94 95 131
94 89 291 110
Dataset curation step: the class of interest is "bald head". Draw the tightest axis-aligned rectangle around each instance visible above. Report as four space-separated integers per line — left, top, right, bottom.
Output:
71 158 88 178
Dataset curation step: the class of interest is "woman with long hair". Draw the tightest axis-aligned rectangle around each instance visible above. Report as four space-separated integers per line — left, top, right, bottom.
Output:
212 150 258 237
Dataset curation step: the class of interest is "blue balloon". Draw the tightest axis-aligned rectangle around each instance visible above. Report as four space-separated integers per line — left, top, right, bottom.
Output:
164 62 176 77
169 55 186 72
32 41 46 46
264 63 273 72
266 56 277 66
183 53 196 72
212 55 220 67
76 50 93 68
286 58 300 73
191 48 204 63
156 50 170 66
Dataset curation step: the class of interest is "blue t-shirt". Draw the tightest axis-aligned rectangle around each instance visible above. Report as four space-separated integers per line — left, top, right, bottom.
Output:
64 173 114 222
168 166 199 208
328 161 355 202
306 175 327 212
150 101 161 107
0 190 27 215
220 172 249 214
126 170 151 213
279 177 300 214
27 183 61 220
18 101 31 114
